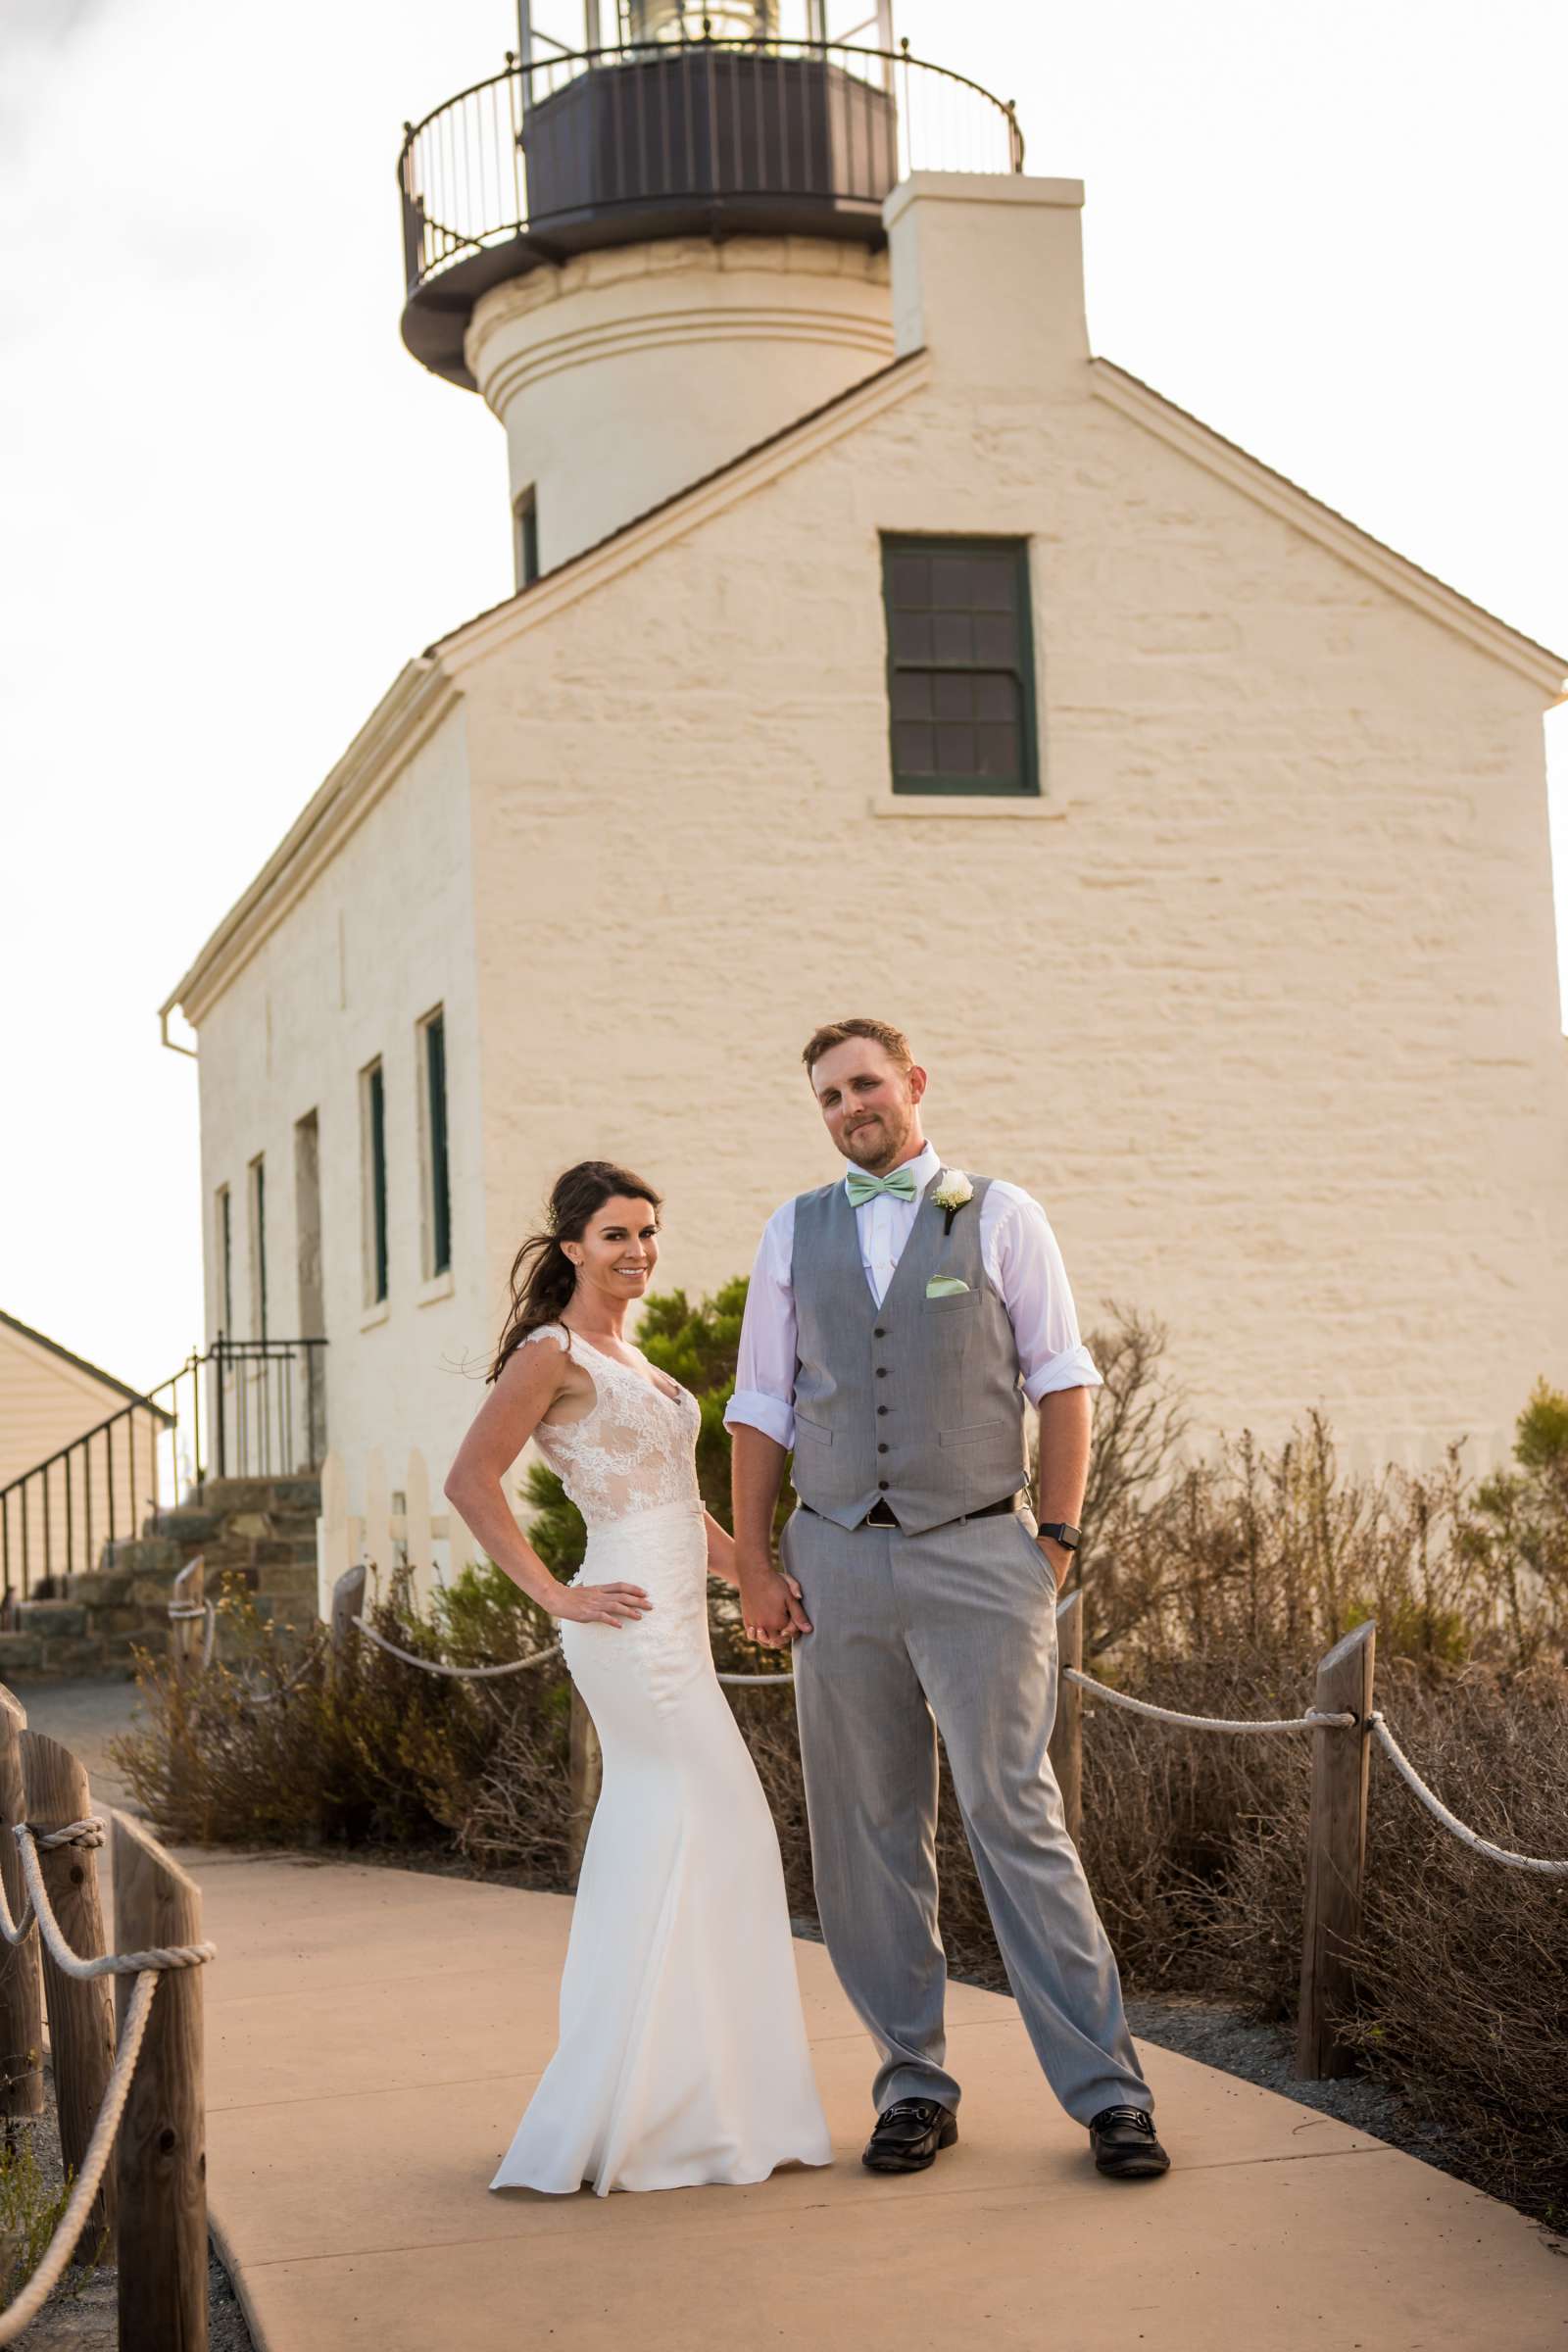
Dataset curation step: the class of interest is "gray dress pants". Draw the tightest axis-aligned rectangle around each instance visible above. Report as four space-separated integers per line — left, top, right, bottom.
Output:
783 1499 1151 2125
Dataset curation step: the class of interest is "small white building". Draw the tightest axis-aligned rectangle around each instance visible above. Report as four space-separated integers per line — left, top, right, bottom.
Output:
161 9 1568 1515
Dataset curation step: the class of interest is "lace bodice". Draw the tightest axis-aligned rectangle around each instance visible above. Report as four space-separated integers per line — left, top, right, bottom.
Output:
525 1324 703 1530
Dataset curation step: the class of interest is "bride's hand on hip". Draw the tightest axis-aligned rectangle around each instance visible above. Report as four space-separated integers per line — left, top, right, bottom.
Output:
548 1581 652 1629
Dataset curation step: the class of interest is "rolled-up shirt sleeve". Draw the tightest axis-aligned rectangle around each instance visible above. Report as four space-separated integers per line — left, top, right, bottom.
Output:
723 1203 798 1448
986 1185 1102 1404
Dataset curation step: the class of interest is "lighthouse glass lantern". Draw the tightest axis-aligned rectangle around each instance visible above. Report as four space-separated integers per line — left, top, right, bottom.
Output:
621 1 781 38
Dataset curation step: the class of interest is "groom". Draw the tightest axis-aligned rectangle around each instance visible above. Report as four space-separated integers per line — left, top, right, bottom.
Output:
726 1017 1168 2181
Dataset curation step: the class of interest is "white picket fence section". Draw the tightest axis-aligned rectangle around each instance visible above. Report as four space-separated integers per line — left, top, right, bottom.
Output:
315 1447 520 1619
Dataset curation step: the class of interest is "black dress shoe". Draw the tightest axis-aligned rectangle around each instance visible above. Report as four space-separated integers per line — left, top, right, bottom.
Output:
1089 2104 1170 2179
861 2098 958 2174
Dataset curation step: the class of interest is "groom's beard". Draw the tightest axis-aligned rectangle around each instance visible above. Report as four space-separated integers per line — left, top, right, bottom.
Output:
842 1107 912 1172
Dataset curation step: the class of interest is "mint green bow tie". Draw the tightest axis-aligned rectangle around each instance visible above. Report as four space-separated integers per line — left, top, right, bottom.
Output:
845 1165 920 1207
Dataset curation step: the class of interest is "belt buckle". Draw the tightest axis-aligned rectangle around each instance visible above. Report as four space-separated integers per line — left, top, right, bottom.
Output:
863 1498 899 1529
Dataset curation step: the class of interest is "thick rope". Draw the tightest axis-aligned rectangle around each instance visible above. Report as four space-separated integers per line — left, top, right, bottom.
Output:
1061 1669 1355 1736
0 1825 217 1977
0 1970 161 2345
352 1616 560 1679
1369 1713 1568 1876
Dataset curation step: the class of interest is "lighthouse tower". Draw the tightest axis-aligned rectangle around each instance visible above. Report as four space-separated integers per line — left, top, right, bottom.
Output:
397 4 1022 575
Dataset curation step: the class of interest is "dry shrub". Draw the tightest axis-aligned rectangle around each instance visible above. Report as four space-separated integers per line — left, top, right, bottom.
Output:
1299 1666 1566 2227
113 1567 570 1863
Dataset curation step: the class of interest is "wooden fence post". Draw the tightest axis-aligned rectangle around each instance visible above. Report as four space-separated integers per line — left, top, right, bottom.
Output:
113 1811 207 2352
169 1556 205 1673
1296 1620 1376 2080
1049 1589 1083 1848
330 1563 368 1676
566 1690 602 1888
21 1729 118 2245
0 1687 44 2119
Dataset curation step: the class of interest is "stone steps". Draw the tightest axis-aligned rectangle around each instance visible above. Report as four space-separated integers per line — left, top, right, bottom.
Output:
7 1473 323 1680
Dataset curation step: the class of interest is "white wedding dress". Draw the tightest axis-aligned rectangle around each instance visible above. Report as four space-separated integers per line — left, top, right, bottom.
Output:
488 1322 831 2196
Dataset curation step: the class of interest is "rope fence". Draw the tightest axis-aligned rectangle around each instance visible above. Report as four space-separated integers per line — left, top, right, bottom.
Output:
311 1573 1568 1877
352 1615 561 1679
1060 1670 1355 1737
0 1701 214 2351
0 1972 160 2346
170 1553 1563 2085
1367 1711 1568 1877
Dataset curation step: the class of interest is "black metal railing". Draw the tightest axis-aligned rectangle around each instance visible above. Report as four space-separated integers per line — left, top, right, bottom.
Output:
0 1336 327 1605
207 1335 327 1487
398 34 1022 377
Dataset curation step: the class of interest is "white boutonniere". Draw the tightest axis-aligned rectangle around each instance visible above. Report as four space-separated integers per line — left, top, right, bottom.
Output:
931 1169 974 1234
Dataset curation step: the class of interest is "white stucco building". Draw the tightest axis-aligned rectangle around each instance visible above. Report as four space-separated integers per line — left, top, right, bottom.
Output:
161 13 1568 1519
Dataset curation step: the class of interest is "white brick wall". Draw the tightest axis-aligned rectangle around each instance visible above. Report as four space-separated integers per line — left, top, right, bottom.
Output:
183 181 1568 1492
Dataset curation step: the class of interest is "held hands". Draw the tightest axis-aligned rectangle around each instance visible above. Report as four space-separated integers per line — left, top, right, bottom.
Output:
737 1554 811 1647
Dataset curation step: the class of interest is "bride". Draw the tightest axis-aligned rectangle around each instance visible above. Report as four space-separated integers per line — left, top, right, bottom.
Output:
444 1158 831 2196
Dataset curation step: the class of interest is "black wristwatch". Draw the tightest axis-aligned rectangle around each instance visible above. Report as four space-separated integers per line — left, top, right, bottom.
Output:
1037 1522 1081 1551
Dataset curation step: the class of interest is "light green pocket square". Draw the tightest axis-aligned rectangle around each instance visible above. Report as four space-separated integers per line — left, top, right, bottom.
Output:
925 1276 970 1298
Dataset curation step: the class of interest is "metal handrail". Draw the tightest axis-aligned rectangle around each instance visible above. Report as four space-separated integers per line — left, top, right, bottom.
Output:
398 34 1023 302
0 1337 327 1604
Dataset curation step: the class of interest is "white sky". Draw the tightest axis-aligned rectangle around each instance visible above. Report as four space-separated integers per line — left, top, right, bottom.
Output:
4 0 1565 1397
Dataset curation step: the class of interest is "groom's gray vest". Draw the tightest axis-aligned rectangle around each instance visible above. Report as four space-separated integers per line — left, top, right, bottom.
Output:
788 1172 1029 1536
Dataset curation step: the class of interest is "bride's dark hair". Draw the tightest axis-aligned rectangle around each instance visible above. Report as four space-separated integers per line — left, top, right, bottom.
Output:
489 1159 663 1384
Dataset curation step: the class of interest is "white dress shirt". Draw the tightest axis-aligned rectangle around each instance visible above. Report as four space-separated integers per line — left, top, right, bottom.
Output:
724 1142 1102 1450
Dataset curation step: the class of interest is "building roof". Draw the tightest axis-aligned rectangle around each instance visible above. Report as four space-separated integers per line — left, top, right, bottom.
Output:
1090 359 1568 687
0 1309 174 1421
426 349 927 661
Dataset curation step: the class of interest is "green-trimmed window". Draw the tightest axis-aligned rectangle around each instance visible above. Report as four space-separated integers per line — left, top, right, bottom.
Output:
418 1008 452 1279
217 1183 233 1335
361 1059 389 1306
247 1155 268 1338
882 535 1037 797
514 487 539 590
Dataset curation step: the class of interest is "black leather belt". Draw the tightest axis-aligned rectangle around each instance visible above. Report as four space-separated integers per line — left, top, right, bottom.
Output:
803 1494 1023 1533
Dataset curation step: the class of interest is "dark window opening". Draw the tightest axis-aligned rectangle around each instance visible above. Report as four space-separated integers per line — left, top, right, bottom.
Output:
423 1012 452 1277
366 1063 388 1305
514 488 539 589
881 536 1037 796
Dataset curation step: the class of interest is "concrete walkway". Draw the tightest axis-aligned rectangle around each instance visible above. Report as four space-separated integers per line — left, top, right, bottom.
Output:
172 1847 1565 2352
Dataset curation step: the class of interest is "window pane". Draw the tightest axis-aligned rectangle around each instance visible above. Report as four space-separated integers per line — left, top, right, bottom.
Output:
890 671 932 719
930 612 974 663
929 555 972 610
891 610 934 662
893 721 936 773
931 671 973 720
888 554 930 611
977 723 1021 779
969 556 1014 610
934 721 977 770
975 671 1019 721
972 611 1017 665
